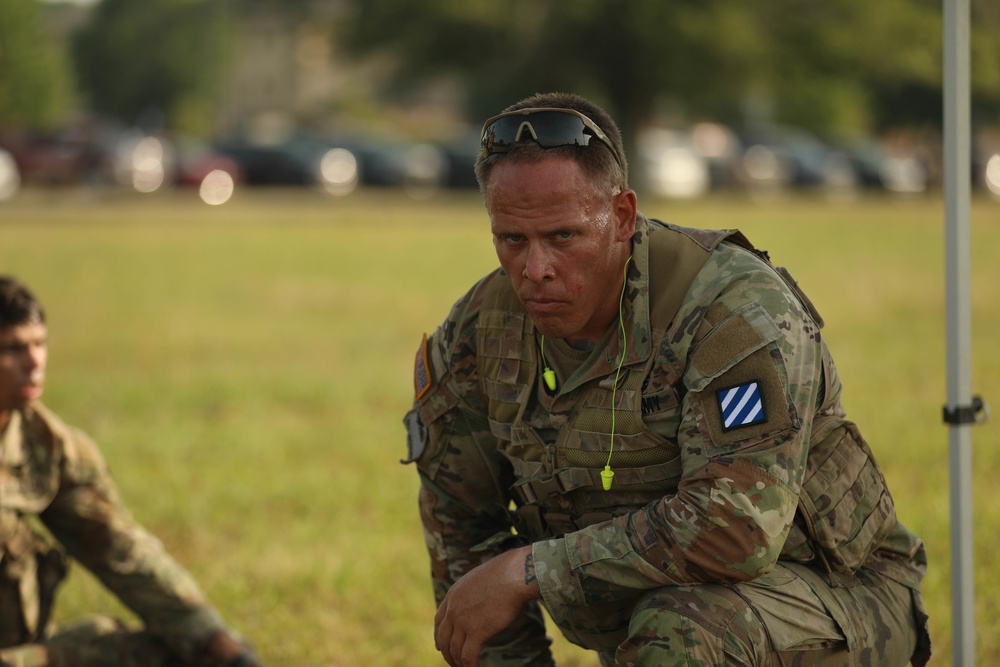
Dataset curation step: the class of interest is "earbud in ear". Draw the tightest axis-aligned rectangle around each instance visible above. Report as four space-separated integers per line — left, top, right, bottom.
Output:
543 367 557 392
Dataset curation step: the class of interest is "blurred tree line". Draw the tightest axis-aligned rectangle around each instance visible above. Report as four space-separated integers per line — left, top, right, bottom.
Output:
72 0 232 138
341 0 1000 142
0 0 74 128
2 0 999 141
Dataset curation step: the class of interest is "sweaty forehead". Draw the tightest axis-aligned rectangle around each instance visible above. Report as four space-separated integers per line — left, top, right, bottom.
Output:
486 154 586 187
488 157 605 209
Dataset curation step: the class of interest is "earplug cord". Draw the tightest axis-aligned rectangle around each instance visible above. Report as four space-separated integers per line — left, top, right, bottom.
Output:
604 258 631 488
538 257 631 491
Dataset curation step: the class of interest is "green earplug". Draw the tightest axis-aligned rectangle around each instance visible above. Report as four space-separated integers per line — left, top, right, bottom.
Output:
543 367 557 392
601 465 614 491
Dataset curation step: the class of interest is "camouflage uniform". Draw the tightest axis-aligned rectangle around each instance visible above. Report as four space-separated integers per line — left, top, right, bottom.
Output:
0 403 232 667
405 216 931 666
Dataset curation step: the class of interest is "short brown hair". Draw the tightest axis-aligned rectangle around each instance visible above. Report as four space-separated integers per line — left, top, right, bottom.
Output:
0 276 46 328
474 92 628 193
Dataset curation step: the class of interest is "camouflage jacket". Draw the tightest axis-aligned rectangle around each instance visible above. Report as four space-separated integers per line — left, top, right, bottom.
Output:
0 403 227 659
406 215 926 651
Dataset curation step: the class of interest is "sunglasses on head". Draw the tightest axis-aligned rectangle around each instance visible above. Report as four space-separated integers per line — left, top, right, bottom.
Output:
480 107 623 169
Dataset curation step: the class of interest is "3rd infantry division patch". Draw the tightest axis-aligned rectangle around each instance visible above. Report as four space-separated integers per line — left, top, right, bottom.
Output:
718 380 766 430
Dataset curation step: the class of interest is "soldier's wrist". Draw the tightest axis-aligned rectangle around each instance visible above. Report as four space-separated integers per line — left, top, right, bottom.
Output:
227 649 263 667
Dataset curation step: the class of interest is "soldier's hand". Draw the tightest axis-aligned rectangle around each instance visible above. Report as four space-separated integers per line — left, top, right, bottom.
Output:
202 630 263 667
226 650 264 667
434 545 540 667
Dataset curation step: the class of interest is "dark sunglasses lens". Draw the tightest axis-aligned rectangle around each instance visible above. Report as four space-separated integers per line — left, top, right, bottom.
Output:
482 116 521 152
483 112 592 153
523 113 592 148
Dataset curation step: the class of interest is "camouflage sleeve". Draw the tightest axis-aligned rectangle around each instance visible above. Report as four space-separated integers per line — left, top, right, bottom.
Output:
40 427 229 662
533 247 823 623
406 278 556 666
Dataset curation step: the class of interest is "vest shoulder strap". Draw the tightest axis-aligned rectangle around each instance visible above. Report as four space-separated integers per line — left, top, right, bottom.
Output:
646 220 740 332
650 220 824 330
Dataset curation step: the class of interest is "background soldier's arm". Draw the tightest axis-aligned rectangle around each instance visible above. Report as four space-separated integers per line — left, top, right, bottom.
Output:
40 427 235 663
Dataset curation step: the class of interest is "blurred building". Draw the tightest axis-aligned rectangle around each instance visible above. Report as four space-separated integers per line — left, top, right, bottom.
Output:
219 3 350 141
215 1 463 144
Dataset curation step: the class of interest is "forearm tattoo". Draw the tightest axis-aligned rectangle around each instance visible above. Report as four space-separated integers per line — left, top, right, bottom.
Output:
524 552 537 586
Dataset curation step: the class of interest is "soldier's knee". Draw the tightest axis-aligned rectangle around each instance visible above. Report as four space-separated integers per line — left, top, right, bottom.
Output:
614 585 769 666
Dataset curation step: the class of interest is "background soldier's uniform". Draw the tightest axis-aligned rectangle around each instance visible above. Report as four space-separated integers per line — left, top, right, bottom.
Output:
1 403 233 667
405 215 931 666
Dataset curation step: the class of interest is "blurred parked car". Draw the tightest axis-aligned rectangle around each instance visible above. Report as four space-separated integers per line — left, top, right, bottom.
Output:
635 127 711 199
974 130 1000 199
168 138 243 204
100 130 246 203
173 139 243 187
982 152 1000 199
0 149 19 201
329 136 447 195
0 125 112 191
436 133 481 189
111 132 176 193
213 133 448 197
213 137 327 187
735 125 857 195
690 121 744 190
841 140 928 194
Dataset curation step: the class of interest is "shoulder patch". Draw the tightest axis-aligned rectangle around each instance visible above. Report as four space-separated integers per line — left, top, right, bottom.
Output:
414 333 432 400
695 345 795 452
718 380 766 430
685 301 780 393
401 408 427 463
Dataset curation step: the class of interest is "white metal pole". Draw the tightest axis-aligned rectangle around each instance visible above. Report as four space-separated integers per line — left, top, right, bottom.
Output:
943 0 975 665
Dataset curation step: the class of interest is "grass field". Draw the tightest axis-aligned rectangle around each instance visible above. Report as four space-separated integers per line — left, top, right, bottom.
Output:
1 186 997 666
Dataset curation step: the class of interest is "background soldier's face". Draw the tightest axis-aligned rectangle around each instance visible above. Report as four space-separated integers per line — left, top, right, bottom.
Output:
0 322 48 414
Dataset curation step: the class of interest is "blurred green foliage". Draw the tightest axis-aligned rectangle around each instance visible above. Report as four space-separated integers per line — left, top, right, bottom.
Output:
4 1 1000 139
71 0 232 136
0 0 74 129
341 0 1000 139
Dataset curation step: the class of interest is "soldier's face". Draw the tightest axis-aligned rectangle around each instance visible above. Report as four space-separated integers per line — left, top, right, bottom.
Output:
0 321 48 415
485 156 636 341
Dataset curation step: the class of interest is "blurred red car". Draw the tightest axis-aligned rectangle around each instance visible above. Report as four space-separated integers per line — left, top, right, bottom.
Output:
0 127 111 187
173 138 243 188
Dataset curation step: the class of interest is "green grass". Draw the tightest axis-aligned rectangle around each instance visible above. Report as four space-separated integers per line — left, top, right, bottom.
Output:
1 186 998 666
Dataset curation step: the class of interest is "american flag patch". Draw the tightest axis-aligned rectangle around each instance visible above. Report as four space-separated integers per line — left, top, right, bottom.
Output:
414 333 432 400
718 381 766 430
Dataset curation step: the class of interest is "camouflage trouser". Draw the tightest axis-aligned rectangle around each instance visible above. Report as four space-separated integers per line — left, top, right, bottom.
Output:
592 563 930 667
0 615 186 667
